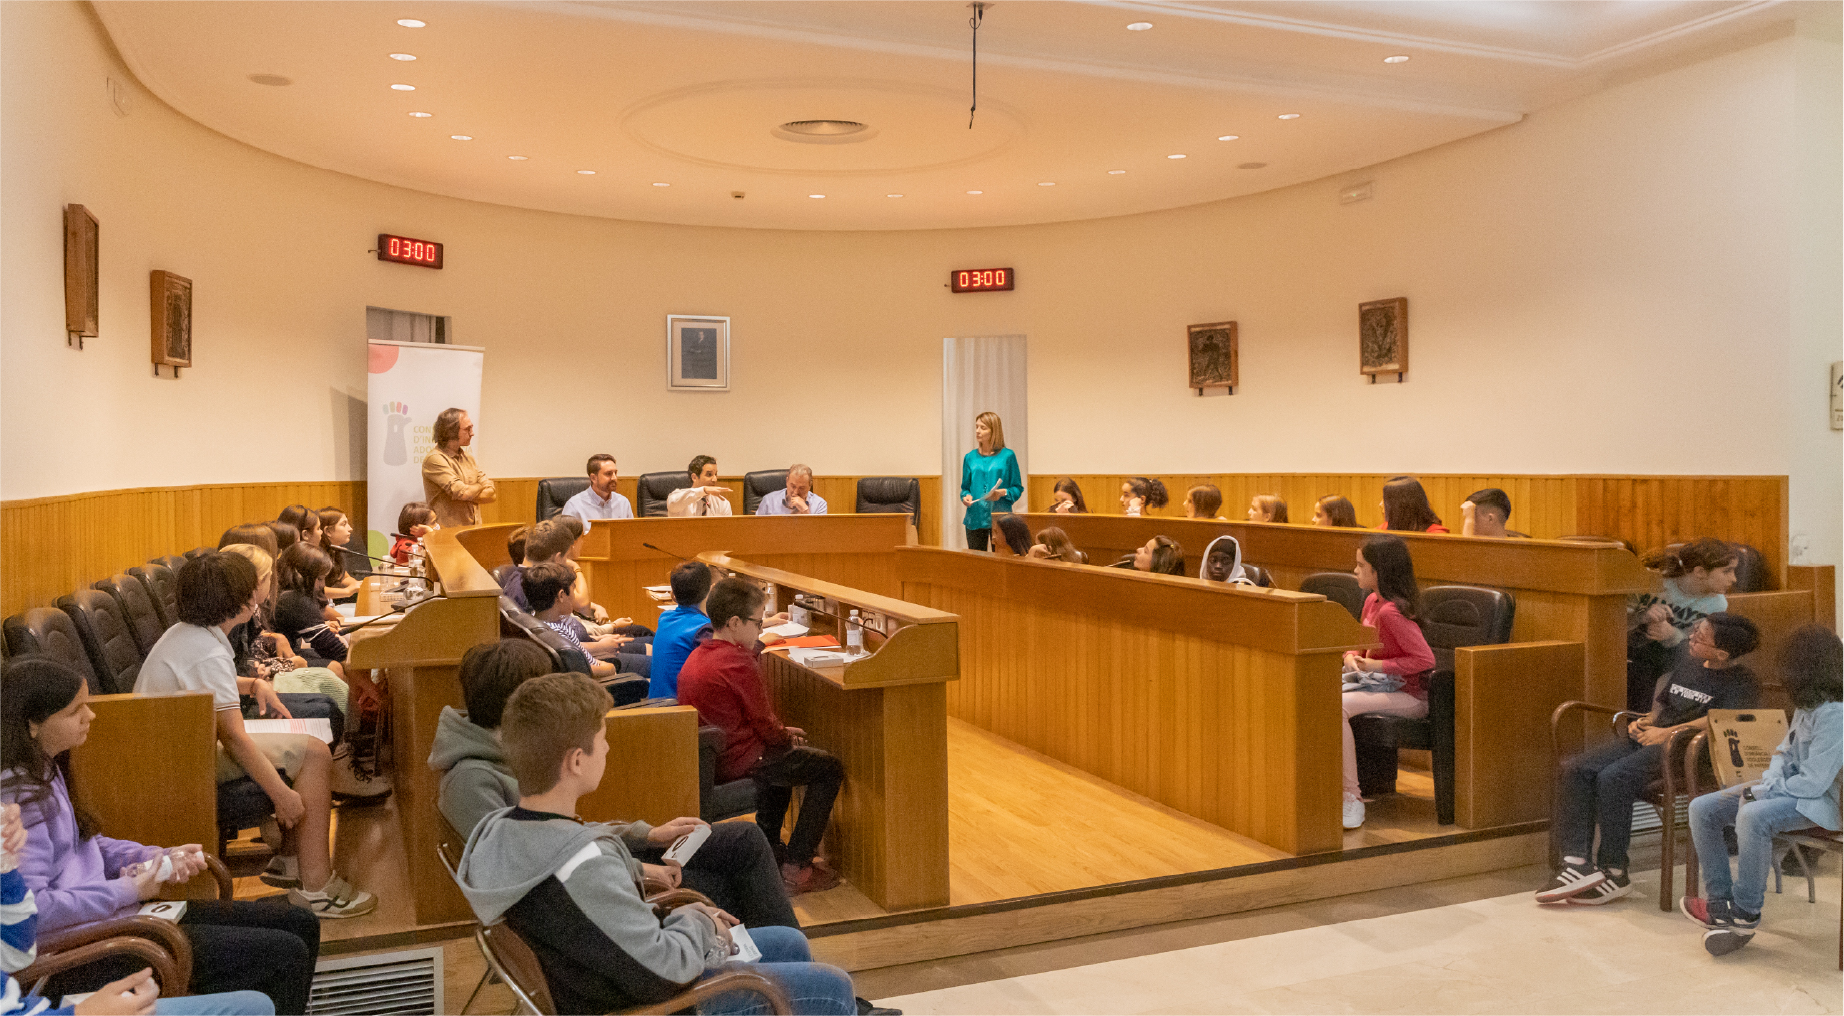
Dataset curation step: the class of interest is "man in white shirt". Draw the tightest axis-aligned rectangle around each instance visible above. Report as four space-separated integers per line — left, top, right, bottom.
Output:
665 454 734 517
560 454 634 522
754 464 828 516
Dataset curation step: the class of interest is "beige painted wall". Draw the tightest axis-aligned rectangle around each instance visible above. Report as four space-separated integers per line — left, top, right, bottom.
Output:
3 3 1837 565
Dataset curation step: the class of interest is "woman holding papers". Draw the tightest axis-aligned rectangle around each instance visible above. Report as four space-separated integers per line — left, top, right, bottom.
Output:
959 412 1022 552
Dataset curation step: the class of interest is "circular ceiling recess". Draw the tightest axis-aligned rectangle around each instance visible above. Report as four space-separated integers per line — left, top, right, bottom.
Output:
773 119 875 144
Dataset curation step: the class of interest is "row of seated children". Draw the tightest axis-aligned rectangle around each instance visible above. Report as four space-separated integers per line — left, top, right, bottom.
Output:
1043 475 1523 538
500 518 654 680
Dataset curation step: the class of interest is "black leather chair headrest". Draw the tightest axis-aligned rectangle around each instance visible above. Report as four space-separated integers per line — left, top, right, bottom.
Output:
855 477 920 526
1419 585 1516 671
637 472 688 518
535 478 591 522
3 608 104 693
94 574 169 657
742 470 790 515
57 590 142 696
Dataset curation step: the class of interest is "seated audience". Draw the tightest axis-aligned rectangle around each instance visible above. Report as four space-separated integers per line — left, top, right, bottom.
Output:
678 580 846 895
1247 494 1288 523
1338 536 1437 831
549 515 654 639
1130 536 1185 575
650 562 714 699
272 545 349 677
1200 535 1255 586
1626 538 1738 711
1538 613 1760 906
1459 488 1525 539
1049 477 1088 514
667 455 734 517
316 508 361 601
0 801 280 1016
562 454 635 522
389 501 436 567
1026 526 1086 564
1120 477 1168 517
218 543 357 722
131 555 373 917
217 523 278 557
264 520 299 555
1312 495 1360 528
454 674 854 1016
1684 625 1841 955
1184 485 1225 520
505 524 530 569
525 561 604 666
755 464 827 515
5 658 325 1013
1380 477 1447 533
277 505 322 549
430 641 797 931
992 514 1032 556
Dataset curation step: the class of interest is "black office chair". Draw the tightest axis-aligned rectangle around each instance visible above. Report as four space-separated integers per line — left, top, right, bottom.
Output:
93 573 170 657
1299 572 1365 620
3 608 107 694
535 478 590 522
637 472 687 518
856 477 920 528
1349 585 1515 825
699 726 759 823
183 547 213 561
57 590 144 695
492 564 518 589
128 564 178 629
1240 564 1273 588
152 555 189 573
742 470 789 516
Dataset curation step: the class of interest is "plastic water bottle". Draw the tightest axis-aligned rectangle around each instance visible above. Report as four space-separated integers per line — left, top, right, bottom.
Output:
846 610 865 658
790 596 809 628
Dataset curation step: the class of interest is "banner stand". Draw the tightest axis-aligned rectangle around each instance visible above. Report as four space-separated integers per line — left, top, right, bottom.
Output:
366 341 485 558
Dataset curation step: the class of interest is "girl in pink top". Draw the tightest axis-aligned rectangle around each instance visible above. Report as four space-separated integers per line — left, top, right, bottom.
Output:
1340 536 1437 830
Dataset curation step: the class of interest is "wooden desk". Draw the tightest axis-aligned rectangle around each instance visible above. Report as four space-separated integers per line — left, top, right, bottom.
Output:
349 528 502 925
1021 514 1649 709
894 547 1376 855
456 515 910 626
697 552 957 910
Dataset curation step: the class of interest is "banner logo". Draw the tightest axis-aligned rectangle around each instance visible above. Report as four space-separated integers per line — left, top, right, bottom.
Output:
381 400 411 465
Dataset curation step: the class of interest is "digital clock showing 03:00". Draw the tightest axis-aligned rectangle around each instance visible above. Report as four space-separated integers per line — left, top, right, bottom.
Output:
950 267 1014 293
377 233 443 269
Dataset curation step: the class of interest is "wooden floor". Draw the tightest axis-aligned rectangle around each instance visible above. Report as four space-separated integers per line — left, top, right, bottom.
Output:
256 718 1450 949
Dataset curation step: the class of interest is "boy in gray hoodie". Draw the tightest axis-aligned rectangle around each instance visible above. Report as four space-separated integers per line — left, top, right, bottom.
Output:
455 673 855 1016
432 640 798 930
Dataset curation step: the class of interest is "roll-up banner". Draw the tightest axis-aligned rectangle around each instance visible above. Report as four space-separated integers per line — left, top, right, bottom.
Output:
366 341 484 558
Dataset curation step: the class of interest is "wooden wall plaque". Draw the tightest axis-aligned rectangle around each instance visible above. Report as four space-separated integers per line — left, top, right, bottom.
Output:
64 204 99 345
150 270 192 376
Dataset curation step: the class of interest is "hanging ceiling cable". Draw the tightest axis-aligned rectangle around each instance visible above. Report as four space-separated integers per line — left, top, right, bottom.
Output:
968 2 987 128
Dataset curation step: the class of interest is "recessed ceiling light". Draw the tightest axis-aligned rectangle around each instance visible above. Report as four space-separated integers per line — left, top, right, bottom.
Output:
809 194 826 198
507 155 528 160
390 83 416 91
1217 134 1240 141
653 182 670 187
1107 169 1126 175
449 135 471 141
1278 113 1301 120
966 190 983 195
1384 54 1410 64
407 111 432 117
396 19 425 28
1237 162 1268 169
576 169 596 175
247 74 292 87
1038 181 1055 186
389 53 417 61
1167 154 1186 159
1126 22 1152 30
886 193 903 198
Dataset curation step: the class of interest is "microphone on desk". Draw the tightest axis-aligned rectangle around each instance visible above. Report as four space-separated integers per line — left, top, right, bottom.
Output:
642 543 695 563
330 545 395 566
340 590 444 633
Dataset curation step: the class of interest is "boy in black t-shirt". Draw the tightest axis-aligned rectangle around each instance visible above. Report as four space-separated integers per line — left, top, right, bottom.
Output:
1538 613 1760 905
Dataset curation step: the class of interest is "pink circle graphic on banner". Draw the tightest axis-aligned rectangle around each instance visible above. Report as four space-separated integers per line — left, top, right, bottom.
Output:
368 344 401 374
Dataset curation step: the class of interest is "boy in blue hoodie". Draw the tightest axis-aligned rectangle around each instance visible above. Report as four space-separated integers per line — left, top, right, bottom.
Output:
453 674 855 1015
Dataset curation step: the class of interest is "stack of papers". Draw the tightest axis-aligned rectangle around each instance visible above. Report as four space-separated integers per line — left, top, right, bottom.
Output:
787 648 850 667
763 621 809 639
243 718 335 744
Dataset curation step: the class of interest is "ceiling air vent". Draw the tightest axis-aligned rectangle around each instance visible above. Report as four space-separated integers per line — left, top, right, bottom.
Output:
772 120 878 145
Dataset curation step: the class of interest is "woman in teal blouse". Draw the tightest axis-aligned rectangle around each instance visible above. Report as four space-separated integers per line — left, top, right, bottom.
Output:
960 411 1023 551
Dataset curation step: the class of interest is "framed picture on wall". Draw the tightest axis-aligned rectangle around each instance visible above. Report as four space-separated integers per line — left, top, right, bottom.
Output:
1359 297 1408 382
64 204 99 346
1187 320 1237 394
666 314 729 391
149 270 192 377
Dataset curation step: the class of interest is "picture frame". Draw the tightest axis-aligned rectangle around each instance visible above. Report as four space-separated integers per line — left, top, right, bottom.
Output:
1187 320 1238 394
150 270 192 377
1359 297 1408 382
64 204 99 346
666 314 730 392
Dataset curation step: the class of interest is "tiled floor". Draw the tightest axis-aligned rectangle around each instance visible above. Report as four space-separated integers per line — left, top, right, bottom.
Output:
875 864 1841 1015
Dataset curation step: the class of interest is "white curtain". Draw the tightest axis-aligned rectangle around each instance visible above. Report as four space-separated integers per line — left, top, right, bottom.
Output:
941 336 1028 550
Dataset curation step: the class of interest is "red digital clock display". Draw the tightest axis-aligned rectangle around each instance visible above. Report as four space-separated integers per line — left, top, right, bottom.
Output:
377 233 443 269
951 267 1014 293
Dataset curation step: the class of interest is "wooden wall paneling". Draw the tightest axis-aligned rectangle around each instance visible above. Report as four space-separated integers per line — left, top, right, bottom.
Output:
1726 590 1818 693
580 707 701 827
1787 565 1836 631
1452 641 1583 828
70 692 223 899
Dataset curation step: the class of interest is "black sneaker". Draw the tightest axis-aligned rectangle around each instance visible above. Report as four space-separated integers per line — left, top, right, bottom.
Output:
1566 869 1633 905
857 998 901 1016
1535 864 1605 904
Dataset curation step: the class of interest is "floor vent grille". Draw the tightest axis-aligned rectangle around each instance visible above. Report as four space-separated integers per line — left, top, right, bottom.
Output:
310 946 444 1016
1630 799 1689 835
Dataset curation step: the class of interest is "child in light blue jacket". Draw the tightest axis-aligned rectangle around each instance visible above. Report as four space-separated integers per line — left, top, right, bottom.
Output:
1683 625 1842 956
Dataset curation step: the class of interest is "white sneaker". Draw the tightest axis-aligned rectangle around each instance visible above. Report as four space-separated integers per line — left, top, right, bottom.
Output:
288 873 378 919
1342 796 1366 829
330 745 393 803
